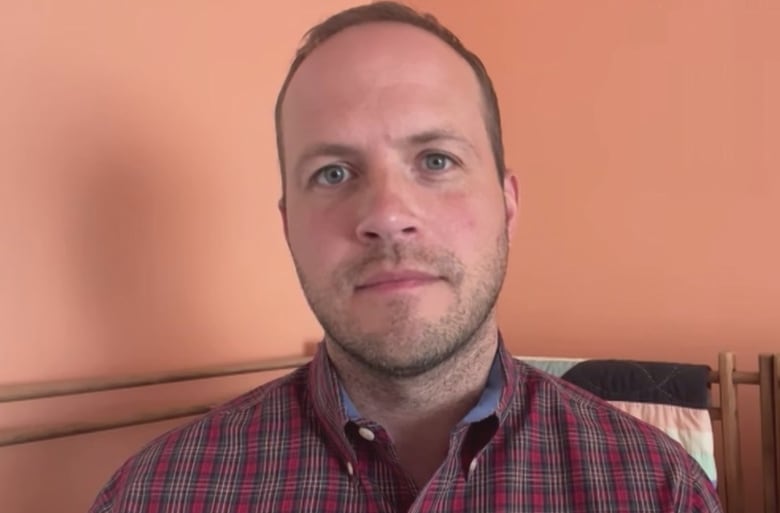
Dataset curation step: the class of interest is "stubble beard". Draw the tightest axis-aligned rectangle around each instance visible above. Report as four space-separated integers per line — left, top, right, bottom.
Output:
294 233 508 379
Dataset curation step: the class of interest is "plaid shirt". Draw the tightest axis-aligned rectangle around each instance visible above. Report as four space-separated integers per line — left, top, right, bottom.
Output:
90 339 722 513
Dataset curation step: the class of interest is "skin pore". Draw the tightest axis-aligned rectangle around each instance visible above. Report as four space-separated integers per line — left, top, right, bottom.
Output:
279 22 518 487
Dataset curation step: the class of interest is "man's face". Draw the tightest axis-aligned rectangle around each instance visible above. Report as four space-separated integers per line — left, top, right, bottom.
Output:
279 23 518 377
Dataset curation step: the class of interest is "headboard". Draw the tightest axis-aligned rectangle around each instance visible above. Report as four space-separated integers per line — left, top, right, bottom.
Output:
759 353 780 513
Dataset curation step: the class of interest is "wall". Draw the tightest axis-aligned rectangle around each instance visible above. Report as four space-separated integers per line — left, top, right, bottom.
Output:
1 1 777 512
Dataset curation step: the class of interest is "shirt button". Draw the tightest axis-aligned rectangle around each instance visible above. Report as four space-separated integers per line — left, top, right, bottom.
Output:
346 462 354 476
358 427 376 441
469 458 478 473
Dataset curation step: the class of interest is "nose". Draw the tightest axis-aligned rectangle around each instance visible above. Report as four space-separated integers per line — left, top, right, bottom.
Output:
354 173 420 244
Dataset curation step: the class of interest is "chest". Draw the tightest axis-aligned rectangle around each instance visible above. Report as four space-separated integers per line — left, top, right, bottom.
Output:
132 432 673 513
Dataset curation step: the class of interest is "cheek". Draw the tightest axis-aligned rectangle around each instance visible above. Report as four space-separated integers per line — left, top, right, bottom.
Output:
433 192 497 249
286 207 348 272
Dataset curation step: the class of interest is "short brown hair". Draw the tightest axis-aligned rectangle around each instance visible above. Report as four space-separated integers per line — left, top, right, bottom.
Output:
274 1 506 194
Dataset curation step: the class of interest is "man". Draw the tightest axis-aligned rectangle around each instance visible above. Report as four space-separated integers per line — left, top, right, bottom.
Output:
89 2 722 512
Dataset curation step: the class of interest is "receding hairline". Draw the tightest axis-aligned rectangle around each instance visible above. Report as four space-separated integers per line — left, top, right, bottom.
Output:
278 20 488 130
274 4 506 192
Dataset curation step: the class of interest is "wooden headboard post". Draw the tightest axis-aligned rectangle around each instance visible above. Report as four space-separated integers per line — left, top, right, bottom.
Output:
759 353 780 513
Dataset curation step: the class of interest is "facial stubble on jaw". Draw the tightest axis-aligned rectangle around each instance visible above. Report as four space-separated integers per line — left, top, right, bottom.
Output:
294 233 509 379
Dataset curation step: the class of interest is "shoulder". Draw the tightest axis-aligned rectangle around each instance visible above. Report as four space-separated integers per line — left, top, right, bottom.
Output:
88 365 311 513
515 359 686 449
508 360 722 511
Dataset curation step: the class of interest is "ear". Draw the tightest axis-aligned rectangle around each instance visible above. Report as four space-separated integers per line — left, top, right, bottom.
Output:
502 172 519 241
278 197 289 241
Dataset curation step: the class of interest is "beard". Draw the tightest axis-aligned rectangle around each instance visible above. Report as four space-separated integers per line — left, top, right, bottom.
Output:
293 232 509 379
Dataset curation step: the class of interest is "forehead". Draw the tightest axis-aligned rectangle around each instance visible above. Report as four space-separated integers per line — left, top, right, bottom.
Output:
280 22 486 154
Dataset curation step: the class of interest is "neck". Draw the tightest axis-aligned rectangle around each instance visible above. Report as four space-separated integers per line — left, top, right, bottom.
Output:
326 320 500 486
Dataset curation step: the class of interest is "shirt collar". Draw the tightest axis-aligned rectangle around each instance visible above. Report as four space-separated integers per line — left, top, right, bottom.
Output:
338 349 503 423
309 332 520 433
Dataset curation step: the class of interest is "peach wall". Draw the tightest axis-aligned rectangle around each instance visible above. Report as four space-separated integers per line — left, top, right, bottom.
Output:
0 1 777 513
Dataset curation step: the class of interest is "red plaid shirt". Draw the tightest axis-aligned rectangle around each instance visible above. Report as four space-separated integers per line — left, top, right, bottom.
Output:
90 339 721 512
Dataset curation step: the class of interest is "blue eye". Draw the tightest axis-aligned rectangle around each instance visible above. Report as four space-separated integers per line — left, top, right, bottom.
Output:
423 153 452 171
314 165 351 186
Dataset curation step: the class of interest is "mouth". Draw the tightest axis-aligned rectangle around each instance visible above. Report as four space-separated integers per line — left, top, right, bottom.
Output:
355 270 442 293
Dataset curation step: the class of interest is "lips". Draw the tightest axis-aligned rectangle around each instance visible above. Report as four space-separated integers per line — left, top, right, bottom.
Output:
355 269 441 292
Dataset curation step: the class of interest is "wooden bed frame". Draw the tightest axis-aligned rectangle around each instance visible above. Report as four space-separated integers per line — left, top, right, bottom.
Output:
759 353 780 513
1 352 777 513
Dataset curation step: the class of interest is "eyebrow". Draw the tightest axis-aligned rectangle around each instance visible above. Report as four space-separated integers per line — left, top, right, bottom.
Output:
294 143 359 173
403 129 476 153
293 128 477 174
